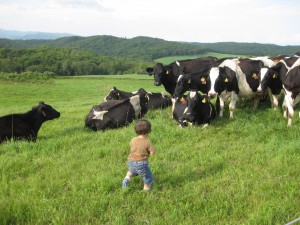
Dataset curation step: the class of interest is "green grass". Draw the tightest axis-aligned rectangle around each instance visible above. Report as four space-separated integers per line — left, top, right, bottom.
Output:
1 75 300 225
155 52 248 64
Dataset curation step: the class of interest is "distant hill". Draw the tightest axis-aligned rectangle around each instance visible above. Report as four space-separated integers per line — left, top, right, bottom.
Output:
0 33 299 61
0 28 73 40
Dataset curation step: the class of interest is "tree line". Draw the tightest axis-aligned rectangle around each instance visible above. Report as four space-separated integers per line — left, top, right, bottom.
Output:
0 46 152 76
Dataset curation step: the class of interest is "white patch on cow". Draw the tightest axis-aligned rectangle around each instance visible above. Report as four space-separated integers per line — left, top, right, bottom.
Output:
177 74 183 82
250 56 275 68
236 66 254 97
176 61 180 66
221 59 238 72
131 91 138 94
189 91 196 98
129 95 141 118
208 67 219 96
257 67 269 92
92 109 108 120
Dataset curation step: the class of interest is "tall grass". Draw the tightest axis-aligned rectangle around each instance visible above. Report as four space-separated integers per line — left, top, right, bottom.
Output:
1 75 300 224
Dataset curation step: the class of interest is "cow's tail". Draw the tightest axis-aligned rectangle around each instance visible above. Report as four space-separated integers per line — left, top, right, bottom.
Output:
215 96 220 115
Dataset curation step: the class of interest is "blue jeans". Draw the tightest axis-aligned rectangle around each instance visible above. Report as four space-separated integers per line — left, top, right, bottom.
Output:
128 160 154 185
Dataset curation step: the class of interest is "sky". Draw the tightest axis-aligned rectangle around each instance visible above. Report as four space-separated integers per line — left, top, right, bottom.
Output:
0 0 300 46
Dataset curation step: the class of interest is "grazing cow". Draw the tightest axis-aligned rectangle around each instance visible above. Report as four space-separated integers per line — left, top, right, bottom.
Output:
146 57 217 95
104 87 172 110
0 102 60 143
268 57 300 126
173 58 231 98
179 91 216 127
85 94 148 131
171 97 188 127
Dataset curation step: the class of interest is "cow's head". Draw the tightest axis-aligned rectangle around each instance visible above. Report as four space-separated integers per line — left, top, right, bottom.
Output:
179 91 202 124
146 63 168 86
215 66 238 94
104 87 119 101
173 74 190 98
35 102 60 121
245 70 261 92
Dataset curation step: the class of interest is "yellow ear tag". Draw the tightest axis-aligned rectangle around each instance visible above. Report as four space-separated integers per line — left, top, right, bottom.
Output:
224 78 229 82
166 70 169 75
200 77 206 84
188 79 191 83
180 97 186 104
273 74 277 78
202 98 206 103
252 73 258 79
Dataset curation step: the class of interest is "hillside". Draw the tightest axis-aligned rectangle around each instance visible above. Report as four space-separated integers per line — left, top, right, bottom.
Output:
0 34 299 61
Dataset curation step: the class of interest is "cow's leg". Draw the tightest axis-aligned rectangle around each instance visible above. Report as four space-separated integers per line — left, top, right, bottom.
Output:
202 123 209 128
219 98 225 117
229 93 237 119
284 92 294 126
253 96 260 109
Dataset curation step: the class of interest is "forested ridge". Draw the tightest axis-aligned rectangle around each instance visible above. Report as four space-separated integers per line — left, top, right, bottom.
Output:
0 46 151 75
0 35 299 76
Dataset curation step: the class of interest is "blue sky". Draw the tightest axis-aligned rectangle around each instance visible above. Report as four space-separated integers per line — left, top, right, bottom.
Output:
0 0 299 45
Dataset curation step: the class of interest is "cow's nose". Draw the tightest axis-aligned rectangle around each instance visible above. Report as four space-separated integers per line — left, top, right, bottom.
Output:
208 92 216 98
154 81 161 86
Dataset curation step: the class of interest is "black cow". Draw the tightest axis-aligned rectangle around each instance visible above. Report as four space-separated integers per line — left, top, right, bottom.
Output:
146 57 217 95
0 102 60 143
171 97 188 127
85 94 148 131
104 87 172 110
179 91 216 127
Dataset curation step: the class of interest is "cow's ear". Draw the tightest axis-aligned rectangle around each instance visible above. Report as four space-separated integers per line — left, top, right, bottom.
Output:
146 68 153 75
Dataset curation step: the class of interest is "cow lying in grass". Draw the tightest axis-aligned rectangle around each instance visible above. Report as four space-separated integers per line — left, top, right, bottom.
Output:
104 87 172 110
0 102 60 143
85 93 148 131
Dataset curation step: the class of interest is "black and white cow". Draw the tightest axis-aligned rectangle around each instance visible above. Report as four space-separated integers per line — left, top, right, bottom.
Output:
85 94 148 131
208 59 240 118
0 102 60 143
104 87 172 110
268 57 300 126
171 97 188 127
208 58 266 118
146 57 217 96
179 91 216 127
173 58 231 98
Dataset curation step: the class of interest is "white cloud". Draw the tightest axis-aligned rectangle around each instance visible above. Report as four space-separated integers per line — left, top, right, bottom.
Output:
0 0 299 45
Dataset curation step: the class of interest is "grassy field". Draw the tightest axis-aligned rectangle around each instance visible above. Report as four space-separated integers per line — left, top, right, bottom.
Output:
154 52 248 64
1 74 300 225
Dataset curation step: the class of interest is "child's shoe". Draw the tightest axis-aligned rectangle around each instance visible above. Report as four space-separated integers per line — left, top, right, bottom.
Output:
143 186 152 192
122 178 130 189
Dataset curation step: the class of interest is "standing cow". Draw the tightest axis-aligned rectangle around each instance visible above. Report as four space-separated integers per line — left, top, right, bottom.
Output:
268 57 300 126
173 58 230 99
0 102 60 143
146 57 217 96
